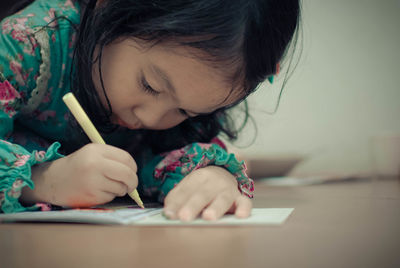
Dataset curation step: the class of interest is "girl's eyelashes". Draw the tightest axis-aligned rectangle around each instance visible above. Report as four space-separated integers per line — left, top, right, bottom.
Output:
140 74 194 118
141 76 160 96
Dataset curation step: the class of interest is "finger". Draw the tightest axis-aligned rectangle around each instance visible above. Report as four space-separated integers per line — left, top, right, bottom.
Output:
101 178 128 197
201 190 236 221
234 195 253 218
163 173 206 219
177 185 217 222
98 144 138 172
163 186 192 220
101 159 138 192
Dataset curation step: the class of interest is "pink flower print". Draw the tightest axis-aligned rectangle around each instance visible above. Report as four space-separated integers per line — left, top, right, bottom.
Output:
0 139 12 146
178 163 194 175
64 0 75 8
64 0 78 12
12 179 23 189
44 8 58 27
11 29 28 43
24 36 38 55
2 19 12 34
9 60 25 86
0 81 20 117
10 58 23 73
165 161 181 172
3 106 17 118
154 168 163 178
51 32 56 43
34 151 46 162
6 17 27 36
37 110 56 121
0 80 21 101
15 17 28 28
8 179 24 198
154 148 187 178
14 154 30 167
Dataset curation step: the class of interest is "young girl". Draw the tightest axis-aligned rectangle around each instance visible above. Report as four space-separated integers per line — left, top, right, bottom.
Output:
0 0 300 221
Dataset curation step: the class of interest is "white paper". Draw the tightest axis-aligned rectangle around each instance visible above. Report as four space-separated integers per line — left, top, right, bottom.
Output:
133 208 294 226
0 208 162 225
0 208 294 226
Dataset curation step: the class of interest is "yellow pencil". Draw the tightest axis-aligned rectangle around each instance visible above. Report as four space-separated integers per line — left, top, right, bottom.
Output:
62 92 144 209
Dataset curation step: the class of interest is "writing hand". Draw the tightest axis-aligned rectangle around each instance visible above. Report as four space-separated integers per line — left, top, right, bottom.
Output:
21 143 138 207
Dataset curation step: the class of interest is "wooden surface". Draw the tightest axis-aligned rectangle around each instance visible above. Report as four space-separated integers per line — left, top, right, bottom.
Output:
1 177 399 268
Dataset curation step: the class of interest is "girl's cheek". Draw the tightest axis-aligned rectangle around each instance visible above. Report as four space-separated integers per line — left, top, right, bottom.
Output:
158 117 186 129
151 114 187 130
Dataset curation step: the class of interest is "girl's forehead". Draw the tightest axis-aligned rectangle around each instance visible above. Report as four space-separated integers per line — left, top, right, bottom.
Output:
146 42 245 105
118 37 244 110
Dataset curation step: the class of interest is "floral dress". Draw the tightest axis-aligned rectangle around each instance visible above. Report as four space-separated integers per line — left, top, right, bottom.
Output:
0 0 254 213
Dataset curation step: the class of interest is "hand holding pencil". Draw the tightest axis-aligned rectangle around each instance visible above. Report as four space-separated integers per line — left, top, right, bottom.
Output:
63 92 144 208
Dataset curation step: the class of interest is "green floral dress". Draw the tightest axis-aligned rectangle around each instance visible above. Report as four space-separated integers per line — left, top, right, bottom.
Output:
0 0 253 213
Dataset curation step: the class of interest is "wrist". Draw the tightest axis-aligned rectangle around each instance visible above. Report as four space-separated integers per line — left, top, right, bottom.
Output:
20 161 53 205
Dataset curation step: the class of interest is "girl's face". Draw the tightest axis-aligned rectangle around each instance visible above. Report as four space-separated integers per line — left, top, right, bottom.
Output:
92 38 240 130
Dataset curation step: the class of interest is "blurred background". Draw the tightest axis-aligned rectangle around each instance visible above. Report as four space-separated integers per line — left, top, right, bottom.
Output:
230 0 400 178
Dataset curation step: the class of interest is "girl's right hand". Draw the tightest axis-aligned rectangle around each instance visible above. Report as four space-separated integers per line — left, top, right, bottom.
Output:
21 143 138 207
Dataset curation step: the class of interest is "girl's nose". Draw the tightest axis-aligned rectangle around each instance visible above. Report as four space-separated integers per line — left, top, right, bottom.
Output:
137 103 183 130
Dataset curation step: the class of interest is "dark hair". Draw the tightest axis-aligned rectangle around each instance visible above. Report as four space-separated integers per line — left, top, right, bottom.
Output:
72 0 301 154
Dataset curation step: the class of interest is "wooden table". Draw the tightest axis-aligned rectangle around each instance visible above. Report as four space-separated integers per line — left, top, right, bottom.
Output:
1 177 399 268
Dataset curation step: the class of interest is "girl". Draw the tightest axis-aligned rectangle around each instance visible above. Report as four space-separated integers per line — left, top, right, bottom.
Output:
0 0 300 221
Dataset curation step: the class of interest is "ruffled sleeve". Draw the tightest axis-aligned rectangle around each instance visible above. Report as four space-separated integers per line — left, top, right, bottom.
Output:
139 140 254 203
0 141 63 213
0 6 68 213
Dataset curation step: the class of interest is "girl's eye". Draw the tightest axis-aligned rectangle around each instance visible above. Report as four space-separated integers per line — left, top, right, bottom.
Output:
141 76 160 96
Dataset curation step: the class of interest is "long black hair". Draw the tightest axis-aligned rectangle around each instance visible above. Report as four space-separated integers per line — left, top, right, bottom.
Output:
72 0 301 154
4 0 301 154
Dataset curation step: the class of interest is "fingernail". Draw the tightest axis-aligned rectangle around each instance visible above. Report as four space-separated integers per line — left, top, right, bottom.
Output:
236 209 249 218
163 209 176 219
179 209 193 222
203 209 217 221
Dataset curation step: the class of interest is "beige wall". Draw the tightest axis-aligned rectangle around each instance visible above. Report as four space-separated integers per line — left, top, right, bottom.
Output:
231 0 400 175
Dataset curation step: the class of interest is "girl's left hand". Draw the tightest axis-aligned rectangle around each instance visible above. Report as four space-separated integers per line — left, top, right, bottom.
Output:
163 166 252 221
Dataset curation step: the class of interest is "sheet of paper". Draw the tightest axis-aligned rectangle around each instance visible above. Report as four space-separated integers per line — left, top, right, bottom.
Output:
0 208 294 226
0 208 162 225
133 208 294 226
